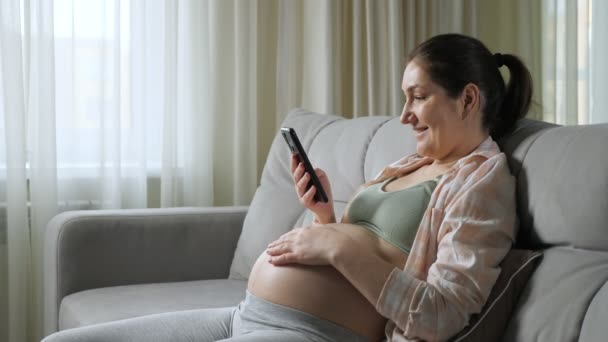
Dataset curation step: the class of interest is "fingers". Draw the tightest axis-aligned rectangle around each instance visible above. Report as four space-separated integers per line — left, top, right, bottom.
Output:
295 169 318 206
292 161 326 196
293 163 305 188
265 228 312 266
267 230 294 248
290 154 298 173
295 170 309 192
268 253 297 265
266 243 289 256
267 239 283 248
314 168 325 178
266 238 296 265
301 184 316 204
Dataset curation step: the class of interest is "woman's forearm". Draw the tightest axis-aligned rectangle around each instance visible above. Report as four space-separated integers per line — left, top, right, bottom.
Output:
329 234 396 308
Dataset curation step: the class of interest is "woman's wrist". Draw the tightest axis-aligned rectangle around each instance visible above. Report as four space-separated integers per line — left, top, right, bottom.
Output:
313 213 336 224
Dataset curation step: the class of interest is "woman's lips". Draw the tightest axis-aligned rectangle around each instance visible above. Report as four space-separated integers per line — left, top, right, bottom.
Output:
414 127 428 138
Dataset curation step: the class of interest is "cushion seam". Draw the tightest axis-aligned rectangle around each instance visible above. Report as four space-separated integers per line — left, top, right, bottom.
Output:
363 117 395 181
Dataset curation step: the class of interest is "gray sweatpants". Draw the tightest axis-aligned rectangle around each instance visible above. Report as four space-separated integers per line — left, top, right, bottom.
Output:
42 291 370 342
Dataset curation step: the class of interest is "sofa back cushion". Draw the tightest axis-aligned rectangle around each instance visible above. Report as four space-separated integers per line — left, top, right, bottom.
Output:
502 122 608 250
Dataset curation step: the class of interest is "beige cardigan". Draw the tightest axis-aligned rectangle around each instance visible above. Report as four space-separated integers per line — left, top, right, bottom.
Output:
375 136 517 342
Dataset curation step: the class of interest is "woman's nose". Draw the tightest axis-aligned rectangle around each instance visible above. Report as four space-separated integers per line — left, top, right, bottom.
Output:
400 107 415 125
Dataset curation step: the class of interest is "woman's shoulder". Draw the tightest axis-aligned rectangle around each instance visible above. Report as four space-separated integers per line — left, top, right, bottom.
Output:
454 152 512 188
444 138 514 199
439 151 515 215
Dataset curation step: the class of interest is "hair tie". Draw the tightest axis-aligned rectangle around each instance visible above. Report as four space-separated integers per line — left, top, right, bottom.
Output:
494 53 504 68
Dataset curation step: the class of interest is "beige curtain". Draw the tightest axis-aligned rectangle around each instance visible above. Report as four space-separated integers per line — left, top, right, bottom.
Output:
275 0 479 122
477 0 544 121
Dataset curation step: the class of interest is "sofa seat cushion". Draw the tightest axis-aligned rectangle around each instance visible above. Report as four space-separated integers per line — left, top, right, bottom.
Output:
59 279 247 330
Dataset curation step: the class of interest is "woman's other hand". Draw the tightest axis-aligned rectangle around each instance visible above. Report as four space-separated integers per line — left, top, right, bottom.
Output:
266 224 348 266
290 154 336 224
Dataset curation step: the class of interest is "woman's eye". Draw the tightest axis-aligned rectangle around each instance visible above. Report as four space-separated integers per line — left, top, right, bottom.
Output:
404 95 427 103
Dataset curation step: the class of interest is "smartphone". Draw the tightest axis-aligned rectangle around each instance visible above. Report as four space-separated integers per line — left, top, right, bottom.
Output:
280 127 329 203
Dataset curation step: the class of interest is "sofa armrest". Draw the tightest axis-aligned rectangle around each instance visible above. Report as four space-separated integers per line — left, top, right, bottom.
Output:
43 206 247 334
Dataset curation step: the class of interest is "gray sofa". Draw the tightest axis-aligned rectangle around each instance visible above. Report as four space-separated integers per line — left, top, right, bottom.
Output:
43 108 608 341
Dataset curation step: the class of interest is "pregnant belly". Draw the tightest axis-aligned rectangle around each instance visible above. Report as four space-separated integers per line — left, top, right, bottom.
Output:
247 225 405 341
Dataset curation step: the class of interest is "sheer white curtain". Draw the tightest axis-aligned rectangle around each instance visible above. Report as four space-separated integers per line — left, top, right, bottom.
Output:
541 0 608 124
0 0 219 340
589 0 608 123
1 1 56 341
1 0 281 339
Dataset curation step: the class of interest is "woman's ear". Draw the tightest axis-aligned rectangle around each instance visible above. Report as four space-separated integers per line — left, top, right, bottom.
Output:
460 83 480 120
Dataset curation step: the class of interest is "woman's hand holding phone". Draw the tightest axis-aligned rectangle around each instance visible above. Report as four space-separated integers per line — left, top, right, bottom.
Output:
290 154 336 224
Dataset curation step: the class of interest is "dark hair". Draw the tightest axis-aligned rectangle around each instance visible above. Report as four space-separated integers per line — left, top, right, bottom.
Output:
408 33 532 139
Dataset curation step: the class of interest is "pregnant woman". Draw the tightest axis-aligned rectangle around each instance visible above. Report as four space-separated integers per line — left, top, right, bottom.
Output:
44 33 532 342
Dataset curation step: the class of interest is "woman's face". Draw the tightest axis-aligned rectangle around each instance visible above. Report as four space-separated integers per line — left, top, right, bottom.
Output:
400 59 478 162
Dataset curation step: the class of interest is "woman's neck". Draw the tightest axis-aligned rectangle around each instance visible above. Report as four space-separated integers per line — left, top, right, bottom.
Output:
433 134 489 166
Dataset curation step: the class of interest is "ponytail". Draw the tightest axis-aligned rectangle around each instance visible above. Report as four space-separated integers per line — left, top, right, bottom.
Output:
492 53 533 138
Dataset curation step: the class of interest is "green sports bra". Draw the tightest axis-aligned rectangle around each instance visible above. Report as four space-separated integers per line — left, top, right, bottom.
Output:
345 176 439 254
